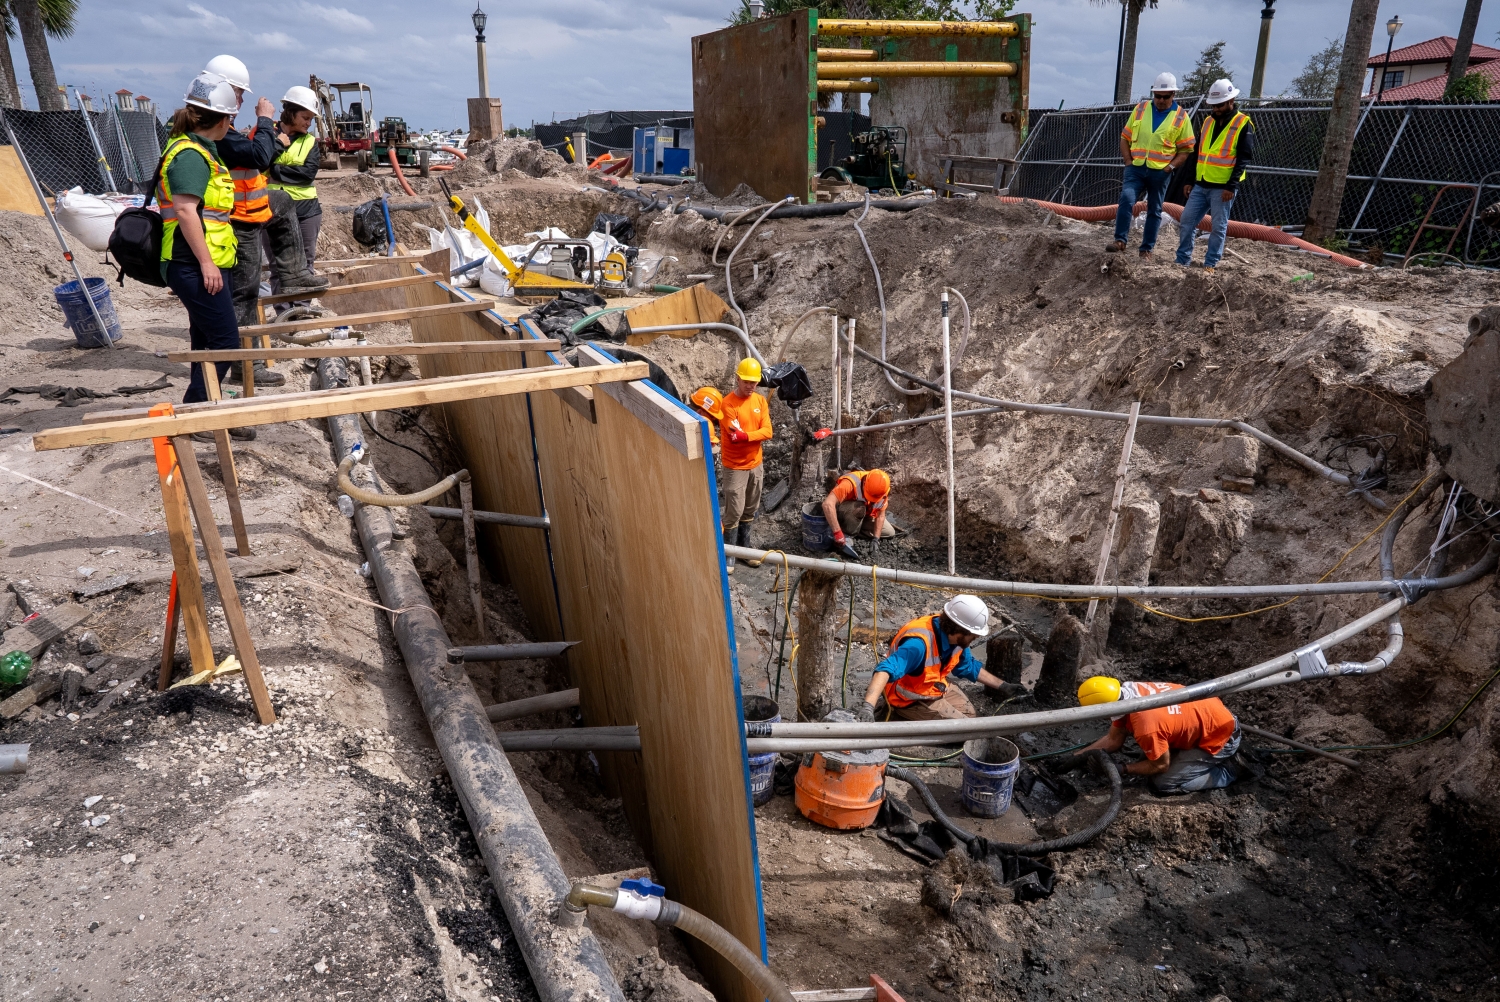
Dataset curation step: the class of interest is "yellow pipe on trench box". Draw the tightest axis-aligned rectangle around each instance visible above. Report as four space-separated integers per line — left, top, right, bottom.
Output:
816 61 1017 78
818 19 1020 37
816 48 877 60
817 80 879 93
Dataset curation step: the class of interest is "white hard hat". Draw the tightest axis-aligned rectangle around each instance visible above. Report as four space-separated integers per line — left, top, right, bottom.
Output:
204 54 250 91
282 85 320 115
1205 78 1240 105
942 595 990 637
184 72 239 116
1150 72 1179 93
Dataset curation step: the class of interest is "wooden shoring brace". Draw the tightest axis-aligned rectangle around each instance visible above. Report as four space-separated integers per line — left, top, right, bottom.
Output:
201 362 252 556
150 404 215 687
1083 401 1141 631
458 472 488 642
171 435 277 725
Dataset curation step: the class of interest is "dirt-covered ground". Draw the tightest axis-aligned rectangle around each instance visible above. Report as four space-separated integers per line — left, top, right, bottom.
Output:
4 150 1499 1002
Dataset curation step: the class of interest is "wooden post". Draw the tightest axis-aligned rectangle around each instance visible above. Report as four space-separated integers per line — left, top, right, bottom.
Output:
458 472 488 641
158 574 183 692
202 362 252 556
171 436 277 725
1083 401 1140 630
985 631 1024 686
794 569 842 722
1034 614 1084 707
151 405 215 681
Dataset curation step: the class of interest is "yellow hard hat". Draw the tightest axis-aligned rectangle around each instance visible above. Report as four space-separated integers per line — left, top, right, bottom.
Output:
1077 676 1122 706
735 357 763 382
690 386 724 421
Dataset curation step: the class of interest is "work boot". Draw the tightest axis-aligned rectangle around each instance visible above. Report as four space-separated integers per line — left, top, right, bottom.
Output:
1106 240 1126 252
1139 248 1153 259
735 521 752 553
281 270 330 293
227 361 287 387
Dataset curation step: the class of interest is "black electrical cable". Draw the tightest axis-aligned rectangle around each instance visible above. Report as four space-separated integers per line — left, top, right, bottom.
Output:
772 570 805 703
393 407 448 461
360 412 440 475
888 751 1122 856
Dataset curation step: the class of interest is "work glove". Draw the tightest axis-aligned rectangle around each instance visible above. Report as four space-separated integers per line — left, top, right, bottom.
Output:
870 537 881 560
832 530 859 561
857 702 876 723
727 427 749 444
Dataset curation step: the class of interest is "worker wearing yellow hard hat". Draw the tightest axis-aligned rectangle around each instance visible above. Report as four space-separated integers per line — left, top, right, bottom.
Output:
718 357 772 573
689 386 724 453
821 467 894 561
1074 676 1252 794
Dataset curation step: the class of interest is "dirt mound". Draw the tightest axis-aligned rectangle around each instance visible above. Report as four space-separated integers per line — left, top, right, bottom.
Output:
0 210 112 338
448 138 575 187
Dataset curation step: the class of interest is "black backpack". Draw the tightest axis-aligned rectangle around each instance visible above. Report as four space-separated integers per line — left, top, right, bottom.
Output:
108 155 168 287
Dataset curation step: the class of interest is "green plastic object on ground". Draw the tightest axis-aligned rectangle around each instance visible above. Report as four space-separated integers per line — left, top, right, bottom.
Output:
0 650 33 687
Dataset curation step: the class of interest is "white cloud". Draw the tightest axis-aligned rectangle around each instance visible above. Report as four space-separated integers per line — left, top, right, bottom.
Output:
254 31 300 51
297 3 375 33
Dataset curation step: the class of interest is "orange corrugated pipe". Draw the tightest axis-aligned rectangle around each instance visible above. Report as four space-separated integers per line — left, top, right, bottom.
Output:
388 148 417 197
997 196 1368 269
440 145 467 160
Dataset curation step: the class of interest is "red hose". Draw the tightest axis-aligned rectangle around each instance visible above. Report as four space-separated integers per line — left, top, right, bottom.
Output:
389 148 417 197
430 164 454 171
440 145 467 160
997 195 1368 269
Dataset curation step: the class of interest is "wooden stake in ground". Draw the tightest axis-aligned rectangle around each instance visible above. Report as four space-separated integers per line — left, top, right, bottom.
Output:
170 436 277 725
458 472 488 642
795 569 842 722
158 575 184 692
202 361 251 556
1083 401 1141 631
151 405 215 683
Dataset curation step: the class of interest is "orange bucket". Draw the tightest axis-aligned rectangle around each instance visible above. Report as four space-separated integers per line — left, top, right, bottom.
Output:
794 747 889 830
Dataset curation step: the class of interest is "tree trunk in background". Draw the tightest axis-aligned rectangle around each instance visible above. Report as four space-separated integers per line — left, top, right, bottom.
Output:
1303 0 1381 245
794 570 841 723
1447 0 1484 82
0 35 22 109
1114 1 1143 104
12 0 61 112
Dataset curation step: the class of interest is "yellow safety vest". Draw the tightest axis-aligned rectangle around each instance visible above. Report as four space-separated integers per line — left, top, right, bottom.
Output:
1122 100 1194 169
268 133 319 201
1195 111 1251 185
158 136 237 269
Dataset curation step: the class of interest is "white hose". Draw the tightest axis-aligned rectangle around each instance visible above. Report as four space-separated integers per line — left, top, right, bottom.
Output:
723 197 794 338
852 193 923 397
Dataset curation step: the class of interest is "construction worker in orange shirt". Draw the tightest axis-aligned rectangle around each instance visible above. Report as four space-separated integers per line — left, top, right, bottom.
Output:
689 385 723 455
1073 676 1252 794
821 467 894 561
719 357 773 573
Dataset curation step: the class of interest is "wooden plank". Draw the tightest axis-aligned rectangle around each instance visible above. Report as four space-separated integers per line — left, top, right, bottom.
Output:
34 363 649 451
239 299 492 338
622 284 729 345
0 603 91 659
201 363 251 557
171 437 277 725
793 991 878 1002
1083 400 1140 631
554 383 596 423
404 273 565 644
0 146 44 215
153 430 216 679
577 344 701 460
166 339 561 363
258 272 444 307
158 575 183 692
315 252 432 269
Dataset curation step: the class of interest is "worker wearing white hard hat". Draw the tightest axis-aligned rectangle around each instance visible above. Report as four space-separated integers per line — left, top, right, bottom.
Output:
205 57 326 386
160 73 245 412
265 85 325 289
1110 70 1195 258
857 596 1011 722
1175 78 1255 275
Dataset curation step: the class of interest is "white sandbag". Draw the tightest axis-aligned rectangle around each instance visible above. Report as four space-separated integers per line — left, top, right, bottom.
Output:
54 187 122 252
477 255 512 297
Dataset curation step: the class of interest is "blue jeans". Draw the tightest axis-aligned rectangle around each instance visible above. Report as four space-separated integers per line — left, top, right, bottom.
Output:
1175 185 1237 267
165 260 239 404
1151 728 1247 795
1114 163 1173 251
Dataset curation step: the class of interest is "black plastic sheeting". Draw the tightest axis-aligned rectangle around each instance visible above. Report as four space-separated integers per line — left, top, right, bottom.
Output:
875 794 1057 901
1 108 166 197
535 111 691 158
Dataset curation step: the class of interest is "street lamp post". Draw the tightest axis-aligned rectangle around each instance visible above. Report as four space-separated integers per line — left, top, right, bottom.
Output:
1249 0 1276 101
473 4 489 100
1375 15 1402 102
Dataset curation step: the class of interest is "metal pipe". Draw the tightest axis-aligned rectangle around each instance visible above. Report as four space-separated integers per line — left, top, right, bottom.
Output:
817 48 877 60
487 688 580 723
627 322 763 366
317 357 623 1002
73 87 117 192
449 641 578 663
1240 723 1358 767
818 19 1020 37
817 80 879 94
819 405 1008 437
941 291 955 575
674 198 934 220
424 504 550 529
831 314 841 473
817 61 1017 78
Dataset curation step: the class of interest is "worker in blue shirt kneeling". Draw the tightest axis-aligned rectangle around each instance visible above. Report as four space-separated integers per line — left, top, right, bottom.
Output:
856 595 1010 722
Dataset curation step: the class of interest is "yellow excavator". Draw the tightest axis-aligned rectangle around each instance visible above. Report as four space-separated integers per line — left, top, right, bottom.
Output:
439 176 597 302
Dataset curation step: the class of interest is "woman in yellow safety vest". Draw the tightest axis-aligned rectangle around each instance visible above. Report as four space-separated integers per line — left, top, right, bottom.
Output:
160 73 245 418
266 85 323 287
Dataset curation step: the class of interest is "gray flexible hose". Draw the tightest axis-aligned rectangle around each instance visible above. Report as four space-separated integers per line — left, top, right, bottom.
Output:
889 751 1122 856
852 194 923 398
724 198 795 337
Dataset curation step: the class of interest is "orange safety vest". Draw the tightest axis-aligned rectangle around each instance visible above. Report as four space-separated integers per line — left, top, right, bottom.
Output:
229 125 272 224
837 470 888 515
883 614 965 708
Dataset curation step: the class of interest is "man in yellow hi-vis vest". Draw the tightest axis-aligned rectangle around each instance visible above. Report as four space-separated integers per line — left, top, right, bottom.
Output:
1175 79 1256 274
1111 72 1195 258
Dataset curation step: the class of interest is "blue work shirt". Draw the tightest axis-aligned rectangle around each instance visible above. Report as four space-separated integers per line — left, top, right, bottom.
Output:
875 633 982 683
1150 100 1178 133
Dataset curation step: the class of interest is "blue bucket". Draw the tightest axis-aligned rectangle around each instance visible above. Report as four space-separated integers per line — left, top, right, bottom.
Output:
54 278 122 348
744 695 781 806
960 737 1020 818
801 502 833 552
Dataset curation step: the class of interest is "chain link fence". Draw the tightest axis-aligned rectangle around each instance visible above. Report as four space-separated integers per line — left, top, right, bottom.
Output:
1 107 167 198
1010 98 1500 267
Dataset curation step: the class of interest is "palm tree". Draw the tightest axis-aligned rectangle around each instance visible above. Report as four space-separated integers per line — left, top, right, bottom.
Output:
0 3 24 109
11 0 76 112
1092 0 1157 104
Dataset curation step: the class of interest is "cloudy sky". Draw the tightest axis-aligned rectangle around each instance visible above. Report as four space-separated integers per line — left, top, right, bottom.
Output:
12 0 1500 129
